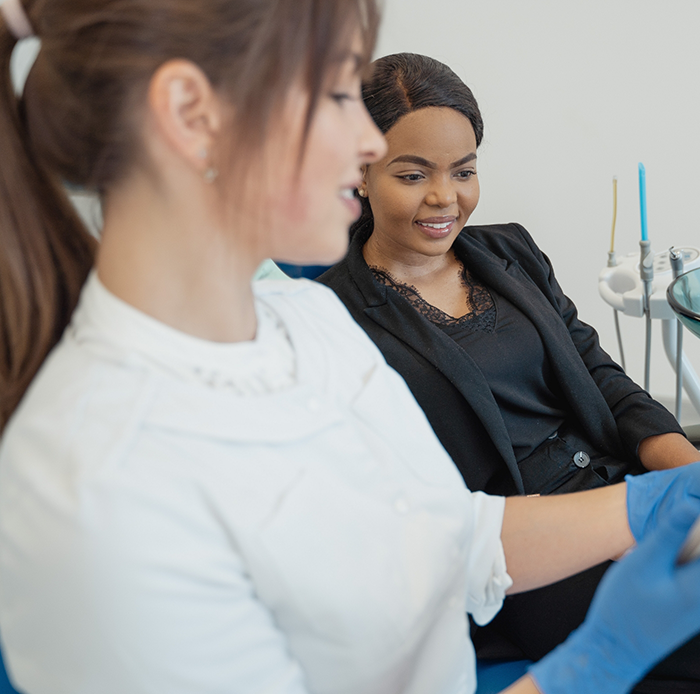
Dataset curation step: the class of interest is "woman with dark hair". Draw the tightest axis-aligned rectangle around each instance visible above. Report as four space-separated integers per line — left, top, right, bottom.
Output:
0 7 700 694
319 53 700 690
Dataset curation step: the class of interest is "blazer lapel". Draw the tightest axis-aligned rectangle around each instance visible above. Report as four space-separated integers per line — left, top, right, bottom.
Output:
458 235 622 453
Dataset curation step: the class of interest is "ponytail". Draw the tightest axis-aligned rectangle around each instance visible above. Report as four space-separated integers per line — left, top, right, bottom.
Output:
0 13 96 431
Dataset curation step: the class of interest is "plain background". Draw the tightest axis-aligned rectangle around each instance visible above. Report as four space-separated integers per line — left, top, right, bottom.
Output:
375 0 700 421
10 2 700 419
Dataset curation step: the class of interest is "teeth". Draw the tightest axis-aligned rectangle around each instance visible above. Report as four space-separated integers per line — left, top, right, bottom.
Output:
419 221 452 230
340 188 355 200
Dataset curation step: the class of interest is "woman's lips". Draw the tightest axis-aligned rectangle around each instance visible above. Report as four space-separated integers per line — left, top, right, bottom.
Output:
415 217 457 239
340 187 362 219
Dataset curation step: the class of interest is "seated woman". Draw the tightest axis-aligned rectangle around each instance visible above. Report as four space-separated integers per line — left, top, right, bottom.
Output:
318 52 700 688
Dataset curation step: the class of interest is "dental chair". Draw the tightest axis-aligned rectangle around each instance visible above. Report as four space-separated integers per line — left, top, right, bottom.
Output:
475 659 531 693
0 646 19 694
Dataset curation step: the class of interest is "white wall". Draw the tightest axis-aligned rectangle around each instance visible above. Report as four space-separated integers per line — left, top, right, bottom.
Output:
376 0 700 420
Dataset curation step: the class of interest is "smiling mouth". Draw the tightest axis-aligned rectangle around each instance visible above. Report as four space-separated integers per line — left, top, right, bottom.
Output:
415 217 457 238
339 187 356 200
339 187 362 219
418 221 452 230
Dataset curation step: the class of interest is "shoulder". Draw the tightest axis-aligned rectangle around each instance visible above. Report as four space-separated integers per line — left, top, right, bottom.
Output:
254 277 387 368
316 256 352 291
254 276 356 322
1 333 156 475
459 222 542 259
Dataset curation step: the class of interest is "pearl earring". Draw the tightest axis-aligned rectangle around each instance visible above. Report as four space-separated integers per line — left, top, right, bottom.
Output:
358 188 367 198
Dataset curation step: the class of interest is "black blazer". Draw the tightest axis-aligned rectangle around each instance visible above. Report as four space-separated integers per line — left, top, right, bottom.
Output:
319 222 683 496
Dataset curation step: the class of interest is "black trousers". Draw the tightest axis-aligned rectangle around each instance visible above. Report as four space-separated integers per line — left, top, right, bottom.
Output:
472 424 700 691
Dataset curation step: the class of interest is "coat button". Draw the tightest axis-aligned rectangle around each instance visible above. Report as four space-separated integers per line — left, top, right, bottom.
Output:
572 451 591 468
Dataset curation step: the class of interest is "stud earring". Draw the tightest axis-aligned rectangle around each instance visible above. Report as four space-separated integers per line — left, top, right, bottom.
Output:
204 167 219 183
199 148 219 183
358 188 367 198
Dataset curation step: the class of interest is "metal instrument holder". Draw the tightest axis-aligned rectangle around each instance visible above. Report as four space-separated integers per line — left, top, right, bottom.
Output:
598 246 700 418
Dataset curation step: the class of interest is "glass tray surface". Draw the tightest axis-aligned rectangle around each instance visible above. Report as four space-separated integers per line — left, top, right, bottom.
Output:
668 267 700 339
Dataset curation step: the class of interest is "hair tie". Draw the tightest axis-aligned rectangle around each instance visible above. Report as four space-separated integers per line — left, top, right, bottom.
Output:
0 0 34 40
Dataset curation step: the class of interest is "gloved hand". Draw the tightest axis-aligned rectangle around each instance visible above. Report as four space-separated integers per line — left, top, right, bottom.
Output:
626 460 700 541
529 502 700 694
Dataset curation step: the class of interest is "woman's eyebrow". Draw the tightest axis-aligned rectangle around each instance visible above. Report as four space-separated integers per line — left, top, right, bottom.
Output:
387 154 435 168
387 152 477 168
451 153 477 167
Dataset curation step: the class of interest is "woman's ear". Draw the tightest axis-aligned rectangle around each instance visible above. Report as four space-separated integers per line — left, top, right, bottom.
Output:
147 59 224 176
360 164 369 184
358 164 370 196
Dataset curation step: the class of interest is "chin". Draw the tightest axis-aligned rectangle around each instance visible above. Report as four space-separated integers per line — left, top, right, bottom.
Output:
276 235 348 268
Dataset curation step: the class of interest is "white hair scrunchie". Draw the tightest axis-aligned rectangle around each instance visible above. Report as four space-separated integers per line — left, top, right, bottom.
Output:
0 0 34 40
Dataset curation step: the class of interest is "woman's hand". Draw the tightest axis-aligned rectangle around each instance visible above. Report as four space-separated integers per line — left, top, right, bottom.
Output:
626 460 700 542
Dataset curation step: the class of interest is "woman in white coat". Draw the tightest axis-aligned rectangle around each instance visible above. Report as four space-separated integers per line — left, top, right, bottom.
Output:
0 1 699 693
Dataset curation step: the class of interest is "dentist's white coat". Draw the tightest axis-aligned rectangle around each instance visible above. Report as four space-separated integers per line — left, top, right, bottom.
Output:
0 275 510 694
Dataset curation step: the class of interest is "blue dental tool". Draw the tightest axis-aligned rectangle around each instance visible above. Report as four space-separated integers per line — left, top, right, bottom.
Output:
638 163 654 391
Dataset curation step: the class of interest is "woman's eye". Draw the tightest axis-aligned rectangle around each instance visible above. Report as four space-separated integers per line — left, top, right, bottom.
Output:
399 173 424 182
330 92 356 105
456 170 476 179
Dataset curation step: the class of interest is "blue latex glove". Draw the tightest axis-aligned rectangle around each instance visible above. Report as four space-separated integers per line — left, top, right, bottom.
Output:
626 460 700 541
529 503 700 694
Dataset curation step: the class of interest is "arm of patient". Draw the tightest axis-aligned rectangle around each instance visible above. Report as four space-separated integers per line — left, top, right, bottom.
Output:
638 431 700 470
501 484 632 595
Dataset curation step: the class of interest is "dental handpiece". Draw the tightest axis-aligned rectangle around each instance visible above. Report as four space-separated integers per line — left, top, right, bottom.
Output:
670 248 685 420
639 239 654 312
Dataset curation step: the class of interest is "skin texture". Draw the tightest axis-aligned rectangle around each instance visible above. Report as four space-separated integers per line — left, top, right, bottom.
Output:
503 679 541 693
361 105 699 472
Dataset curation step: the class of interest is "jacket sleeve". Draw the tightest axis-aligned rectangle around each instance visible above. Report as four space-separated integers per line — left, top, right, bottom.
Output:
511 223 684 461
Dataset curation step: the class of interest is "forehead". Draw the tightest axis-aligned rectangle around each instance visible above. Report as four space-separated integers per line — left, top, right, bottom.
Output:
384 107 477 161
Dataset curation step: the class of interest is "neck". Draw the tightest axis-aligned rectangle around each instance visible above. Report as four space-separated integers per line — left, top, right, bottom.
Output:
97 170 260 344
362 227 457 285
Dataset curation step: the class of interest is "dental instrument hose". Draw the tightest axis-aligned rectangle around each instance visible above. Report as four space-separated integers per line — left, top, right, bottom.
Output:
670 248 684 420
640 239 654 392
638 164 653 392
608 176 626 371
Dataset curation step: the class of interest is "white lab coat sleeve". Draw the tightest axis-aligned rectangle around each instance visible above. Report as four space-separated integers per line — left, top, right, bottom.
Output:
464 492 512 626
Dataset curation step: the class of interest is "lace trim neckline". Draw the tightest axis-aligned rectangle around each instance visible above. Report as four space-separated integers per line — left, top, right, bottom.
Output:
369 261 496 332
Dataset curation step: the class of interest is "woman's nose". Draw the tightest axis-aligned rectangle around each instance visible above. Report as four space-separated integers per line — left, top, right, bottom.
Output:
359 105 387 166
425 178 457 208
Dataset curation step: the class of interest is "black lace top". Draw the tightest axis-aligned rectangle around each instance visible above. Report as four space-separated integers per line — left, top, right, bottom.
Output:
370 263 496 334
370 260 567 461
